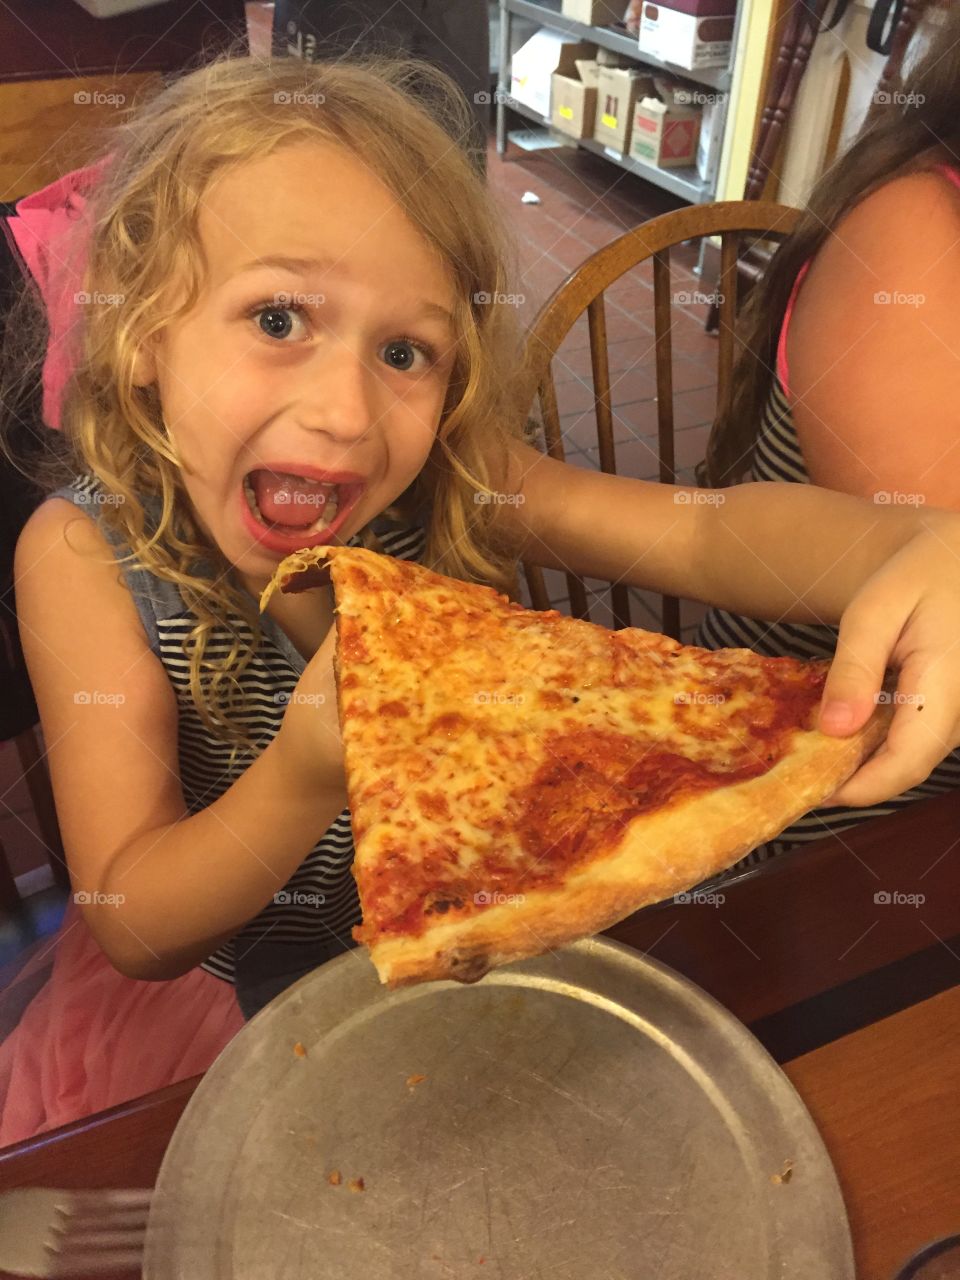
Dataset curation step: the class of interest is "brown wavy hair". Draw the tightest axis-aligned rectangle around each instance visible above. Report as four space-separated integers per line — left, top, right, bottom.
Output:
699 6 960 488
3 54 529 768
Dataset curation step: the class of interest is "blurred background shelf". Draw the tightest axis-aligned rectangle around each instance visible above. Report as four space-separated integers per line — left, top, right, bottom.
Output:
502 94 711 203
502 0 732 90
496 0 735 207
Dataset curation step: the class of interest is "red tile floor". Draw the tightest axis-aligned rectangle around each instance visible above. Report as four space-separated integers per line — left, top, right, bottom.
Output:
0 54 720 949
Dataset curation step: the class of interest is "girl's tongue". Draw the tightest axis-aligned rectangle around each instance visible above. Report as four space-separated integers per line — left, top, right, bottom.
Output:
247 469 338 529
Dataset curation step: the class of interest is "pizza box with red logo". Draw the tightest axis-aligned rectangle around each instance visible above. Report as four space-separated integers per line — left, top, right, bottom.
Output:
638 0 737 71
630 76 702 168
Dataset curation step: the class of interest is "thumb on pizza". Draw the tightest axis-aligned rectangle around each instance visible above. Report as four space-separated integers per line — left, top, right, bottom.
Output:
818 618 891 737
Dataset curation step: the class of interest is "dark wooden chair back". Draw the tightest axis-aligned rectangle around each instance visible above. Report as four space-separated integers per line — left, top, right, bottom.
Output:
522 200 802 639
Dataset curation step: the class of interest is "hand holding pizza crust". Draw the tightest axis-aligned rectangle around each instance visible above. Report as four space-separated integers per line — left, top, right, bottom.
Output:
812 524 960 807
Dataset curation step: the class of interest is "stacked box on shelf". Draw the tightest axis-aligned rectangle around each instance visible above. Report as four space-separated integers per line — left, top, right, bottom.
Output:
631 77 701 168
551 57 600 139
561 0 626 23
638 0 736 71
594 62 652 156
510 30 596 119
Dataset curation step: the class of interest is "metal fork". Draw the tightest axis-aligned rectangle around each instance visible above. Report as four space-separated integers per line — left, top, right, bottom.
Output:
0 1187 153 1277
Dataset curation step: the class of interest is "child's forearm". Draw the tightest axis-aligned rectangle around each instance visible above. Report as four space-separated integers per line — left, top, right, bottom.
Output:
503 444 948 620
92 733 348 980
692 481 949 624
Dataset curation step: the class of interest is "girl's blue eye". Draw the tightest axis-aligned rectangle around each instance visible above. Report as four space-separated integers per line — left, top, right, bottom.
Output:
253 305 308 341
381 339 434 372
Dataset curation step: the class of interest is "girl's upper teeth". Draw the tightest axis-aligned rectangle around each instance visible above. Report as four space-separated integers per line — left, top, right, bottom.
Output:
278 470 333 487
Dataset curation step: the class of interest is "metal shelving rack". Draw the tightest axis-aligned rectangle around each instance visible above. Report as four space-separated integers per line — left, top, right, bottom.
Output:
495 0 735 205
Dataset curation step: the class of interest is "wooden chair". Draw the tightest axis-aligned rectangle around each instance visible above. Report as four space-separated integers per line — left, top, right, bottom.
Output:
521 199 801 640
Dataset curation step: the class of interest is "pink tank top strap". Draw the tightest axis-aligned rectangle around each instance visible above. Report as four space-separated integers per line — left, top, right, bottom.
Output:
934 162 960 192
775 260 810 400
776 163 960 400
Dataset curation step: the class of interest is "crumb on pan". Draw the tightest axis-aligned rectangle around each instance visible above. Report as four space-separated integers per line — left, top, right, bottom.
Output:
348 1177 366 1193
771 1159 795 1185
327 1170 342 1186
293 1042 307 1058
406 1074 427 1088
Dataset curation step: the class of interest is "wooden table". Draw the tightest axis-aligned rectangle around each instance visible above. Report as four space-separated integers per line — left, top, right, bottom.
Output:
2 790 960 1279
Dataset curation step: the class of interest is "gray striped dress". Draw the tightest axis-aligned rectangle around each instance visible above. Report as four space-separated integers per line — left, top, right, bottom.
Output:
694 379 960 871
50 473 426 1017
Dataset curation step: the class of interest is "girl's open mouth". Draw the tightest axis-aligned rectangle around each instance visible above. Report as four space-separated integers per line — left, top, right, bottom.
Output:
240 466 365 552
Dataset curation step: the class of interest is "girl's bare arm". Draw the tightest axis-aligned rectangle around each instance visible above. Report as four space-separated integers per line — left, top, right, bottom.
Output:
499 440 929 624
15 499 345 980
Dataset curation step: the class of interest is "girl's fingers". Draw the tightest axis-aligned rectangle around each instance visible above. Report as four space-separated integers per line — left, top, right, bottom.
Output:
821 659 953 807
825 743 917 809
818 600 896 736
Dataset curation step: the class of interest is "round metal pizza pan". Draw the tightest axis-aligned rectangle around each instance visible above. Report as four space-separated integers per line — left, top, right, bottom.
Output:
144 937 853 1279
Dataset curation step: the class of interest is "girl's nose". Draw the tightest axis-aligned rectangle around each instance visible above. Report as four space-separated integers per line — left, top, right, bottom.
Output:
295 344 375 444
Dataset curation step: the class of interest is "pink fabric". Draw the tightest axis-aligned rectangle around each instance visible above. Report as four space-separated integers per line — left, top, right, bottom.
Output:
775 260 810 400
936 163 960 193
775 163 960 401
0 902 245 1147
5 159 109 431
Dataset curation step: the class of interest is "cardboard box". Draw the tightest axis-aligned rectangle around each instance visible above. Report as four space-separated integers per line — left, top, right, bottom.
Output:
593 66 653 155
551 60 600 139
596 47 632 66
638 0 736 70
630 78 701 168
561 0 626 24
511 32 596 120
696 92 726 182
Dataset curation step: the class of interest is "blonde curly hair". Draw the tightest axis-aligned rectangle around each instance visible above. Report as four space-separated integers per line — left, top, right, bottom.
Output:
5 53 530 768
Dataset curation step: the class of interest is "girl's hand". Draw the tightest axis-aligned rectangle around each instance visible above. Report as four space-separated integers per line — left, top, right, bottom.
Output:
818 524 960 806
273 629 347 799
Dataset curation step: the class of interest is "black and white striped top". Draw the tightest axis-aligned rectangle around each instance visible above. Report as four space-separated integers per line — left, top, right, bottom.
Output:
50 474 425 995
694 378 960 870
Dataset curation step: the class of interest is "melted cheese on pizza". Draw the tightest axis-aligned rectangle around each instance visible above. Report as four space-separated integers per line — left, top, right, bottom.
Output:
316 549 826 945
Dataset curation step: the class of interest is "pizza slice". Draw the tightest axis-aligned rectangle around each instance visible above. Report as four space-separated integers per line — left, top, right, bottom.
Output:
260 546 891 988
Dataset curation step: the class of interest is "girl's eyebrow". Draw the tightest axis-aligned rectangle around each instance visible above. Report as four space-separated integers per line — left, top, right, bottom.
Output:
235 254 333 275
233 254 455 328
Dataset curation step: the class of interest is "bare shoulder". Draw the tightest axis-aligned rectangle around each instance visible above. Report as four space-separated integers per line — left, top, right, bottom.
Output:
14 496 186 901
804 168 960 295
842 167 960 234
15 495 158 647
20 493 127 567
788 168 960 503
